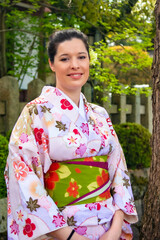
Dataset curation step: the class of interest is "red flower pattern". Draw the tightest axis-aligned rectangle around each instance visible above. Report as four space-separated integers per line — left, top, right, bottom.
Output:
54 88 62 96
106 117 115 136
23 218 36 237
124 202 134 214
34 128 44 145
60 99 73 110
96 170 111 199
75 168 81 173
52 213 66 227
85 202 101 211
13 160 29 181
75 226 87 235
73 129 81 136
8 199 11 215
44 163 60 190
28 99 47 105
67 181 79 198
84 104 89 113
90 148 96 154
10 220 19 235
93 124 100 134
84 157 94 161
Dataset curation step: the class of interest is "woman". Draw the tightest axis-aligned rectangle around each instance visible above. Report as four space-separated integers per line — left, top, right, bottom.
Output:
5 29 138 240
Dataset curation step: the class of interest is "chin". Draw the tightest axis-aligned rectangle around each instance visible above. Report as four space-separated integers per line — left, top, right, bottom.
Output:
69 81 86 90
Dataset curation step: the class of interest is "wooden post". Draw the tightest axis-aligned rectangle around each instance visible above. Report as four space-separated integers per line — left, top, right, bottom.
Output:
0 76 19 134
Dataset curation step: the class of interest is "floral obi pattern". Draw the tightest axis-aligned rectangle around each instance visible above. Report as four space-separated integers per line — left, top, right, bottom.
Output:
44 155 112 207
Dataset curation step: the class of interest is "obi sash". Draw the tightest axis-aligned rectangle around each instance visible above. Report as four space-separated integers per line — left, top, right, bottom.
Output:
44 155 112 207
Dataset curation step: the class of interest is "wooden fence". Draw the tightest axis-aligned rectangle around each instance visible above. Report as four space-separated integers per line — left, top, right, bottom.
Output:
0 76 152 135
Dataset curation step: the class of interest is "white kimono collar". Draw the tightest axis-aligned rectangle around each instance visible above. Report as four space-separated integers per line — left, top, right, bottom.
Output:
41 86 87 121
57 88 87 120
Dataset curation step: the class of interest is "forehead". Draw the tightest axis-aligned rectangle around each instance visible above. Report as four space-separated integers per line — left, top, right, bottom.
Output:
56 38 87 55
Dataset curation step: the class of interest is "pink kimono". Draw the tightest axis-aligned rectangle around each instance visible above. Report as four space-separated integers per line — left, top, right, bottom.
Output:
5 86 138 240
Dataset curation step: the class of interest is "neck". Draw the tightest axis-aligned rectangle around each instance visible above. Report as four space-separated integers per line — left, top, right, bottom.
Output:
56 87 81 107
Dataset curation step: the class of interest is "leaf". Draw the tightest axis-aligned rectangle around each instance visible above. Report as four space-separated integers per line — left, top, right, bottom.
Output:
87 182 98 192
57 165 71 179
65 192 69 197
71 178 75 183
26 197 40 212
96 196 103 202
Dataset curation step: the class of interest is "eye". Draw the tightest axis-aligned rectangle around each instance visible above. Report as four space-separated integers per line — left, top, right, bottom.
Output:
60 57 69 62
79 55 87 60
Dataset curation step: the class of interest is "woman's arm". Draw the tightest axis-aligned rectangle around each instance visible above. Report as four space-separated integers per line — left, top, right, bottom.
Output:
47 226 90 240
99 209 124 240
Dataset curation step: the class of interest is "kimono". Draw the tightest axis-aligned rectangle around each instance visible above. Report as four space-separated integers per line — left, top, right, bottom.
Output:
5 86 138 240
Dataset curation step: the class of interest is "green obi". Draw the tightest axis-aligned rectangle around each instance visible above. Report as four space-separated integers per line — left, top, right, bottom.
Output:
44 155 111 207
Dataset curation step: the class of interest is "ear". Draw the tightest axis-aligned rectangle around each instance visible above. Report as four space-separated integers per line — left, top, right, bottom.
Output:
48 59 55 72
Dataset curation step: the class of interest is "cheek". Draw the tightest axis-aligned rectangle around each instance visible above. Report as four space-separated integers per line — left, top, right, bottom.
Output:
85 63 90 75
55 66 66 75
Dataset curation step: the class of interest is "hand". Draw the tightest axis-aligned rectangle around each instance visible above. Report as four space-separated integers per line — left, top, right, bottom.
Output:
78 236 90 240
99 209 124 240
99 228 121 240
72 233 90 240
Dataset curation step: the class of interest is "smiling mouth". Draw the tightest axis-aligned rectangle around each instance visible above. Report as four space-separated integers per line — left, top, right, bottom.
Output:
67 73 83 80
67 73 83 77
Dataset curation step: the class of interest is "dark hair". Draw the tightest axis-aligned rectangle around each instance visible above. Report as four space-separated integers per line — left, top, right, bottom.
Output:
48 29 90 63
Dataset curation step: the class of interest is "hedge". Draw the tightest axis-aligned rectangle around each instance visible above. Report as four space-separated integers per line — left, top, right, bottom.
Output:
0 134 8 198
114 123 152 169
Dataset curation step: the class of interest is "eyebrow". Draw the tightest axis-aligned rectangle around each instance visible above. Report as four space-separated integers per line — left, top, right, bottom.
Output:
59 52 87 58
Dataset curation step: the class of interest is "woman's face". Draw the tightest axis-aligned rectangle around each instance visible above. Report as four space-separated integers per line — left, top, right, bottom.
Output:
49 38 90 95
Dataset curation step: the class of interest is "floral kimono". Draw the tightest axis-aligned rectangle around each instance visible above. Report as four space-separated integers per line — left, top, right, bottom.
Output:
5 86 138 240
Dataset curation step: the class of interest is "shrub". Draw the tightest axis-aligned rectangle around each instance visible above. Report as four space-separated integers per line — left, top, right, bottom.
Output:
6 130 12 142
0 134 8 198
114 123 152 169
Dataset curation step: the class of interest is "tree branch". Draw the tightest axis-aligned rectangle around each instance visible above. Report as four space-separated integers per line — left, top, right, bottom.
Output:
39 1 107 37
0 28 39 36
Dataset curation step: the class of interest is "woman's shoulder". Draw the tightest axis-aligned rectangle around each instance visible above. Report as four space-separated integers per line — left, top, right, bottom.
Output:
25 86 54 110
89 102 109 118
26 96 48 107
19 91 50 119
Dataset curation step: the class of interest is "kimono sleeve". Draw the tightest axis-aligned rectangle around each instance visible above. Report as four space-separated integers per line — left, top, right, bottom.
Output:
108 134 138 224
103 110 138 224
5 105 68 240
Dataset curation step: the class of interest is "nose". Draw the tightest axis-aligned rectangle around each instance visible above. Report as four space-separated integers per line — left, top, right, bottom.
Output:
70 58 80 69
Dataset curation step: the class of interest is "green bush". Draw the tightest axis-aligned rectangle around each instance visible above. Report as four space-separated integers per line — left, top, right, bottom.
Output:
114 123 152 169
6 130 12 142
0 134 8 198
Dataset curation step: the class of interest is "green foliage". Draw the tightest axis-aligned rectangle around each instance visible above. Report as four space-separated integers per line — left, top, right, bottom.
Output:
114 122 152 169
0 0 155 91
0 135 8 198
6 130 12 141
90 43 152 101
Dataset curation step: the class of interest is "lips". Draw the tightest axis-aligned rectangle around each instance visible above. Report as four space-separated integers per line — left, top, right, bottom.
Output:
67 73 83 79
67 73 83 76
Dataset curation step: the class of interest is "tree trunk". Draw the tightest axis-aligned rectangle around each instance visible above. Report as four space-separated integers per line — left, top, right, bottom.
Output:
38 5 46 82
141 1 160 239
0 6 7 78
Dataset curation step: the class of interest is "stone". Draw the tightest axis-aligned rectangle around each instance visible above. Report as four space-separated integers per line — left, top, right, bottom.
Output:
132 224 140 240
135 199 143 221
27 78 46 102
45 72 56 86
0 76 19 134
0 198 7 233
